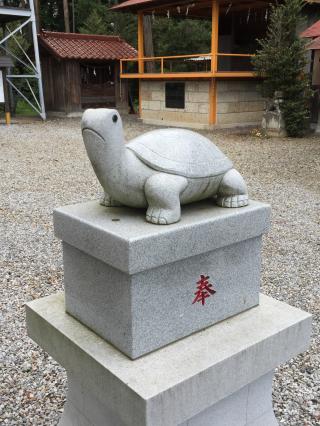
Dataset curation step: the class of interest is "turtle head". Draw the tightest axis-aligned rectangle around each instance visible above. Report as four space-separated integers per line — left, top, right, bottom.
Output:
81 108 123 147
81 108 125 172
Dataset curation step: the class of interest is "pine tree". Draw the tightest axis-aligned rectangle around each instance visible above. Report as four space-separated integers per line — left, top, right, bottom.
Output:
79 9 109 35
78 1 137 46
253 0 312 137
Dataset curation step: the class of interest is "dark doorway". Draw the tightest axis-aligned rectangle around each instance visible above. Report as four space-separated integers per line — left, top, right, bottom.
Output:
80 62 116 109
165 82 185 109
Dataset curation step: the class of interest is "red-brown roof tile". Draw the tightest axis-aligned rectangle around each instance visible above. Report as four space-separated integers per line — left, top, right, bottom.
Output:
308 36 320 50
112 0 155 11
39 31 137 61
113 0 314 13
301 20 320 38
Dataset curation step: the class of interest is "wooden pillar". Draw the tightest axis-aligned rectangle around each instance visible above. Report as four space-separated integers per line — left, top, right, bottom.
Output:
2 69 11 125
115 61 128 112
209 78 217 125
114 61 120 106
138 12 144 74
210 1 219 125
211 0 219 73
138 80 142 117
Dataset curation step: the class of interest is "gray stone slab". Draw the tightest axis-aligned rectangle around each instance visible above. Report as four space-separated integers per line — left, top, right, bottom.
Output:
180 380 248 426
26 293 311 426
179 372 276 426
53 200 271 274
62 372 276 426
63 234 261 358
55 200 270 358
59 371 278 426
246 370 274 423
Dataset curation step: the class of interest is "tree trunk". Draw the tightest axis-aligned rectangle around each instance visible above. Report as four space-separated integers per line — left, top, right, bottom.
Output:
63 0 71 33
34 0 40 31
143 15 154 73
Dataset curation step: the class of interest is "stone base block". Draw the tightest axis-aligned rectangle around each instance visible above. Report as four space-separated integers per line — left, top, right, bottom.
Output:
26 293 311 426
53 200 270 359
60 371 277 426
261 111 287 137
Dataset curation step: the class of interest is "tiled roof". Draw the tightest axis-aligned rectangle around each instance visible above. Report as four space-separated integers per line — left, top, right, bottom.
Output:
39 31 137 61
112 0 154 11
308 36 320 50
113 0 320 12
301 20 320 38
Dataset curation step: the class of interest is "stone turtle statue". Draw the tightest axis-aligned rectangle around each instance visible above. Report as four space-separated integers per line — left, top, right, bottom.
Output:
81 109 249 225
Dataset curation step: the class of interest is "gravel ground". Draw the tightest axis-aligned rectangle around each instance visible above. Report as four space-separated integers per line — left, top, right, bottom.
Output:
0 116 319 425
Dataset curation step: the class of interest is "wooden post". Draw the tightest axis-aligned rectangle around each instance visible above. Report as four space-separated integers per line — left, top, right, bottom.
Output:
210 0 219 125
138 80 142 117
211 0 219 74
2 69 11 125
209 78 217 125
138 12 144 74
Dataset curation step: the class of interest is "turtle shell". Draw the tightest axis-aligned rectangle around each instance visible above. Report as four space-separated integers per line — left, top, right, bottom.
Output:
127 128 233 178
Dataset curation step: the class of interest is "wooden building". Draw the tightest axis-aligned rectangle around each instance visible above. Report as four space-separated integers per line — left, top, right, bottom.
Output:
112 0 320 129
302 20 320 86
39 31 137 115
302 20 320 131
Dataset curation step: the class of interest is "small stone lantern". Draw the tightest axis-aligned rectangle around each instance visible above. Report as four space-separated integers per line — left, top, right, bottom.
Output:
262 91 287 137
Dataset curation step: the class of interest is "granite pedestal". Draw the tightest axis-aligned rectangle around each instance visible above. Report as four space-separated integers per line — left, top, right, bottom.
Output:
26 293 311 426
53 200 271 359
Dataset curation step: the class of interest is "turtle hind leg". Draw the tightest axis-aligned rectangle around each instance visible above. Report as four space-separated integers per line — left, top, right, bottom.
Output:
145 174 188 225
100 192 123 207
216 169 249 208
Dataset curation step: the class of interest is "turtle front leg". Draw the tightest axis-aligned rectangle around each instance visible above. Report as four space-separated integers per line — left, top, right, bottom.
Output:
100 192 123 207
144 174 188 225
216 169 249 208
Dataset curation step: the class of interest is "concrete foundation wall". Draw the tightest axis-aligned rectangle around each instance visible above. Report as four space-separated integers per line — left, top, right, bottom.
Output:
140 81 210 129
217 80 266 126
140 79 265 128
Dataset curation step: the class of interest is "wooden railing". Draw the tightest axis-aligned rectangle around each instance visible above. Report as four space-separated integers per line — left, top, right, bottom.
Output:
120 52 255 79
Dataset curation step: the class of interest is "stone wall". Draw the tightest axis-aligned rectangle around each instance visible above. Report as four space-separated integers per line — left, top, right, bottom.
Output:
216 80 266 126
140 79 266 128
140 80 210 129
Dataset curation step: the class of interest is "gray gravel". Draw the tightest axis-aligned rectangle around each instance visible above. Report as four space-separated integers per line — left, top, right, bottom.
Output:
0 116 319 425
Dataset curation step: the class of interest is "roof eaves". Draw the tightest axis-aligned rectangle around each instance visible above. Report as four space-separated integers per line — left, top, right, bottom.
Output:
38 31 137 61
111 0 153 11
301 20 320 38
308 36 320 50
38 36 65 60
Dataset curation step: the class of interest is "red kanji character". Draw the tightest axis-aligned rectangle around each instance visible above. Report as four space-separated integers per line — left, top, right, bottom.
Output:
192 275 216 306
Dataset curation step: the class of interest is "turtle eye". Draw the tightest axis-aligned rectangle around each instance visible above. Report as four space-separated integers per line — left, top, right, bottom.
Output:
112 114 118 123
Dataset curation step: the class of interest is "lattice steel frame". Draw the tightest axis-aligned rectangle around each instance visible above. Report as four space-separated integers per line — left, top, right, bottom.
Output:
0 0 46 119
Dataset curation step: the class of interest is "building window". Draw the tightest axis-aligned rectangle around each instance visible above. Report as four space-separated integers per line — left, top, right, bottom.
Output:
165 82 185 109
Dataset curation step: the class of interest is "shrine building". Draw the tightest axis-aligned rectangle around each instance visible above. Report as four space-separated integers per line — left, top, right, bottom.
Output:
302 20 320 130
39 31 137 116
113 0 320 129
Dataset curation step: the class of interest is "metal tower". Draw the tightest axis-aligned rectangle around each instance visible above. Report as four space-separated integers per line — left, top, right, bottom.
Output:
0 0 46 119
